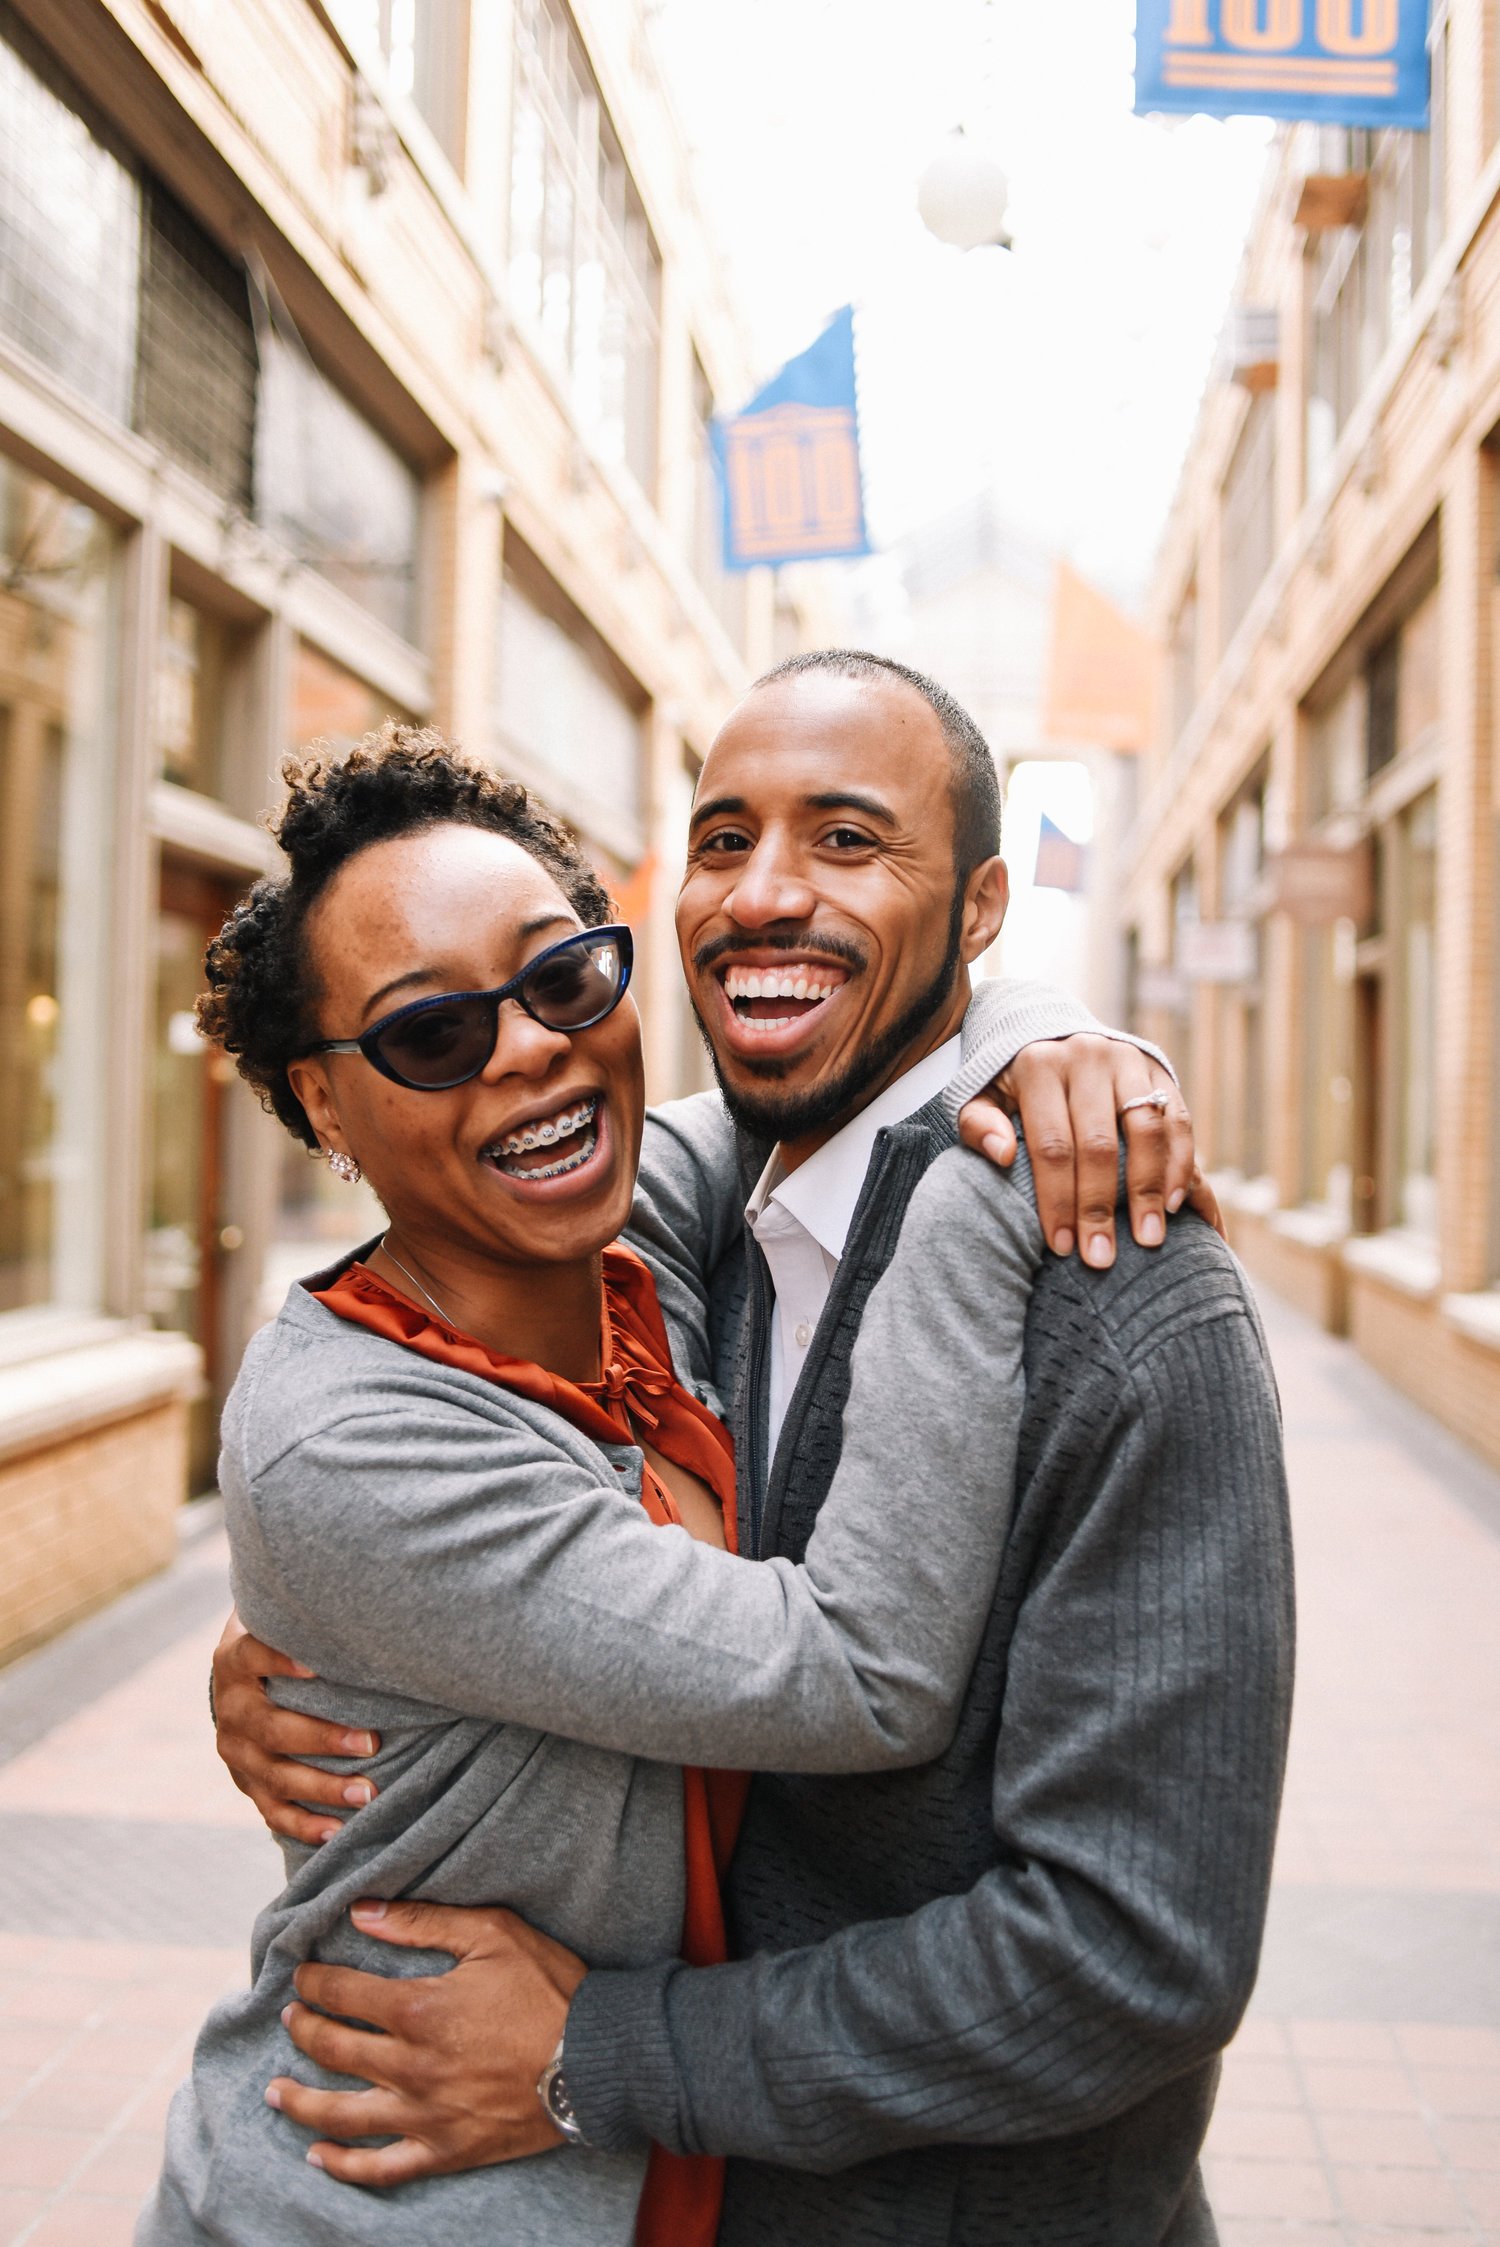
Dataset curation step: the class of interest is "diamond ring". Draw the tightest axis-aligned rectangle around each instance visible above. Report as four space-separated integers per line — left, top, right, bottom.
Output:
1119 1089 1171 1117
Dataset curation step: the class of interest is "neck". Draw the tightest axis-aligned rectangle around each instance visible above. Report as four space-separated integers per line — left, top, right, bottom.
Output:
777 989 969 1175
371 1229 605 1384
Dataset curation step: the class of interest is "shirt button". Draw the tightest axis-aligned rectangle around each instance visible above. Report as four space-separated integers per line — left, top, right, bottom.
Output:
794 1321 812 1348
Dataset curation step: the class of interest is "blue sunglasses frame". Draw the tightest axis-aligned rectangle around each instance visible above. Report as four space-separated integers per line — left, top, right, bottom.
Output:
299 923 634 1090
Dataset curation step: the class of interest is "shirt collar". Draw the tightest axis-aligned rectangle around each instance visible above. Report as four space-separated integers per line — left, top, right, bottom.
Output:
745 1035 964 1262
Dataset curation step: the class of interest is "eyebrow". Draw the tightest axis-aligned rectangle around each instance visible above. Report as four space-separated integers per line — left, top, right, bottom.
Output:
360 912 576 1022
688 789 899 835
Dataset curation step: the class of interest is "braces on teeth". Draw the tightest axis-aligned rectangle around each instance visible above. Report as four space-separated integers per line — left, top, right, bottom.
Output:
497 1098 598 1157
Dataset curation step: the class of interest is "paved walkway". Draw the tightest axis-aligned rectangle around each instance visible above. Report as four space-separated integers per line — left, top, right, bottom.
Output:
0 1291 1495 2243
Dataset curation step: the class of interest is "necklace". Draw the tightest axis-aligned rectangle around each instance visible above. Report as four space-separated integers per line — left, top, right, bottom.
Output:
378 1235 459 1330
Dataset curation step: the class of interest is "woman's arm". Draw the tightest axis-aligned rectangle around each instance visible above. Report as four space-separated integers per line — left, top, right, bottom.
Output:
239 1153 1043 1775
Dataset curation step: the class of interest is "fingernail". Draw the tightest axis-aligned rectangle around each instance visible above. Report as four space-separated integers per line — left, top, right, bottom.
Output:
264 2085 282 2110
1085 1235 1113 1268
340 1732 376 1755
1052 1228 1074 1258
1167 1188 1185 1213
342 1780 374 1806
316 1823 341 1845
281 2005 295 2029
306 2151 325 2170
1139 1211 1164 1246
351 1899 387 1921
982 1132 1009 1163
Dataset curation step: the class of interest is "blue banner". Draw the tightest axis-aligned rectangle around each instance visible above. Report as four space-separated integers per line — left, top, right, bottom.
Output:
1134 1 1430 128
712 306 872 572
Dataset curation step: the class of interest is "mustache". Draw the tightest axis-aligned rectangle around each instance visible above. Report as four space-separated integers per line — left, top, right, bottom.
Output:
692 931 868 976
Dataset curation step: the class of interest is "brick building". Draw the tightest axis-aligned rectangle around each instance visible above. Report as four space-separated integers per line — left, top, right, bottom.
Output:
1127 0 1500 1469
0 0 816 1662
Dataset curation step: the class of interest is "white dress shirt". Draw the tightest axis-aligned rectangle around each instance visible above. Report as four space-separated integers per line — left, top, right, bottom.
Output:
744 1036 963 1456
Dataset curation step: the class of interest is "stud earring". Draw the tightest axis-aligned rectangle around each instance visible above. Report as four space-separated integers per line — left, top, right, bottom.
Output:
326 1149 362 1184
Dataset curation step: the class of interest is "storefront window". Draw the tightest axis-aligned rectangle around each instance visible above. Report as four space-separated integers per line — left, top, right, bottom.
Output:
291 637 413 754
257 332 421 642
0 458 113 1317
495 545 644 839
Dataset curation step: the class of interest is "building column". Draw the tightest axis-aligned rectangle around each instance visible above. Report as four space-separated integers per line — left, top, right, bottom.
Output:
1265 707 1302 1203
1434 442 1495 1292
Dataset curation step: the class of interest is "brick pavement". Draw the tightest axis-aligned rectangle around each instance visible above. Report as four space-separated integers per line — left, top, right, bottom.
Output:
0 1290 1495 2242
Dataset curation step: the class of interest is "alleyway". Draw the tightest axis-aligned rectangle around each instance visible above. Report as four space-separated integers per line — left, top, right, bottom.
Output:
0 1289 1496 2245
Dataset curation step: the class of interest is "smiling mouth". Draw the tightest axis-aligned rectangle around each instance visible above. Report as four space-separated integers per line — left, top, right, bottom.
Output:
719 963 849 1033
481 1096 600 1182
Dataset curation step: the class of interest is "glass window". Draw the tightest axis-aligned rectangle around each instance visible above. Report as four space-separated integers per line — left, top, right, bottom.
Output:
136 179 257 508
1221 397 1275 646
154 591 253 799
347 0 469 168
508 0 661 499
256 332 421 642
495 549 643 837
0 458 113 1318
0 10 139 423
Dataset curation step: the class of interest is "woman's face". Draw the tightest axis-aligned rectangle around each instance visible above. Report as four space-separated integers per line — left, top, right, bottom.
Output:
287 824 644 1270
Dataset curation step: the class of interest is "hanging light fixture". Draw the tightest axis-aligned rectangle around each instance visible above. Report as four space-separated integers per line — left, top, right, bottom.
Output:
917 129 1012 252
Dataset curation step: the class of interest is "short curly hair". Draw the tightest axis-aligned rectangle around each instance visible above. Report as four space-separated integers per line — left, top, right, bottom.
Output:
197 723 613 1148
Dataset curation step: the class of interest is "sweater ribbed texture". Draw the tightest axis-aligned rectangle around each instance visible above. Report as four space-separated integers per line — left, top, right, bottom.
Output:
568 1140 1294 2247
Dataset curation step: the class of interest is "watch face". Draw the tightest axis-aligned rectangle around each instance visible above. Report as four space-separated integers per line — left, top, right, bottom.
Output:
545 2065 582 2139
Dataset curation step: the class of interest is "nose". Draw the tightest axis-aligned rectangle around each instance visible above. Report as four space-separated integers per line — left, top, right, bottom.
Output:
722 837 818 931
483 1001 573 1084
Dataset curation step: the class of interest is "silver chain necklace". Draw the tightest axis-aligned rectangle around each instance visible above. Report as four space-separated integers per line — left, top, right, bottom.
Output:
378 1234 459 1329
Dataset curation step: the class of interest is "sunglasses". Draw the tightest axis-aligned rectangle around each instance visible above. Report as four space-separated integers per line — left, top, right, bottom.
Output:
300 925 633 1091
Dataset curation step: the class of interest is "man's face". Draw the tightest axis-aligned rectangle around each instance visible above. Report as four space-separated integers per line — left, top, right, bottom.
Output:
677 670 1005 1152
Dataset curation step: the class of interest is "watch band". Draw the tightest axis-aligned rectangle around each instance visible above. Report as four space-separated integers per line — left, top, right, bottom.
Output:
537 2034 587 2147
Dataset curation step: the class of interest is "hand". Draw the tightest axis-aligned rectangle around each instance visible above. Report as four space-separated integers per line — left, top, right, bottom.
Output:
266 1900 586 2185
958 1036 1224 1267
212 1609 381 1848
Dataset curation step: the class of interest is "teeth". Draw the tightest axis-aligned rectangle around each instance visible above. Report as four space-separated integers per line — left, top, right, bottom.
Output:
495 1124 598 1182
495 1097 597 1159
722 967 842 1005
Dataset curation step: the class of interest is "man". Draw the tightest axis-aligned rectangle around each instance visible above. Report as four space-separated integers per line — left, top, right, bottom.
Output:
215 654 1290 2242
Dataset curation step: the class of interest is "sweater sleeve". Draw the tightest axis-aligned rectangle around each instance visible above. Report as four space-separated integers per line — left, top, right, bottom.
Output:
564 1224 1294 2168
950 976 1175 1122
235 1154 1043 1775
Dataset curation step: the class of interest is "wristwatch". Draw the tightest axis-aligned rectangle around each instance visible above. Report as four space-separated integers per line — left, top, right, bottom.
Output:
537 2035 587 2146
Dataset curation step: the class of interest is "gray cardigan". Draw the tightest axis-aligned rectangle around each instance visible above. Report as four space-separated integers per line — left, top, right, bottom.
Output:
140 983 1077 2247
568 1122 1294 2246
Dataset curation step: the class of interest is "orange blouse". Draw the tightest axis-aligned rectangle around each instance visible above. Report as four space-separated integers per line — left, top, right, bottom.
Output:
312 1243 746 2247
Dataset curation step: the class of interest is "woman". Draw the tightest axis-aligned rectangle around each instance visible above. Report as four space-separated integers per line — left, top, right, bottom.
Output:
138 727 1059 2246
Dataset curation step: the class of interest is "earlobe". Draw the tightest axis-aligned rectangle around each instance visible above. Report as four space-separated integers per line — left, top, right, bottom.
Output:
287 1059 346 1157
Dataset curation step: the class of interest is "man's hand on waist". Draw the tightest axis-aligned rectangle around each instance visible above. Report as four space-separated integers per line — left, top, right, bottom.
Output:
212 1609 379 1846
267 1900 586 2185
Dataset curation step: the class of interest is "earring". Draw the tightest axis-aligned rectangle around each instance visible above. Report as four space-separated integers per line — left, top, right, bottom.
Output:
326 1149 362 1184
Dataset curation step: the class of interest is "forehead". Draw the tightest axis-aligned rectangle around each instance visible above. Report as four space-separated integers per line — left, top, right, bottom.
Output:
701 672 951 806
308 824 577 990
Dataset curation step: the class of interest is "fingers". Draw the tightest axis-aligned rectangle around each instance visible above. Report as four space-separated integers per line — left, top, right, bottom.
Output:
282 2000 393 2086
306 2136 443 2188
1014 1073 1081 1259
227 1704 378 1768
249 1787 344 1850
957 1095 1017 1168
266 2077 408 2143
292 1961 425 2036
215 1611 316 1683
348 1898 505 1956
1065 1053 1125 1272
1118 1072 1171 1252
1186 1164 1227 1241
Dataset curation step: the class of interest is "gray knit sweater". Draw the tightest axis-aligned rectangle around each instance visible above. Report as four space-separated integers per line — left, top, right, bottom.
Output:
567 1129 1295 2246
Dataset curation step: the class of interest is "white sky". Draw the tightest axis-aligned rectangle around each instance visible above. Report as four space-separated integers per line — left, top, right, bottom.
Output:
650 0 1276 606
